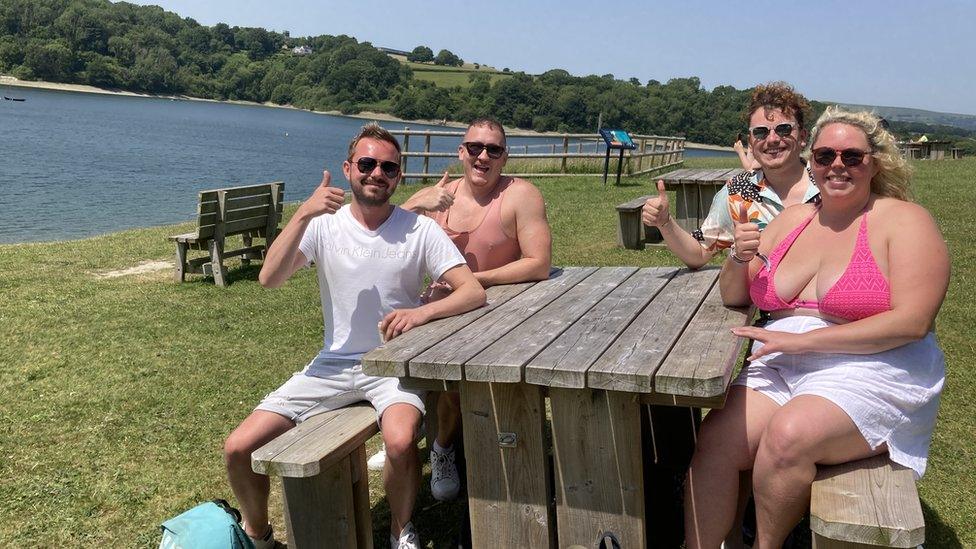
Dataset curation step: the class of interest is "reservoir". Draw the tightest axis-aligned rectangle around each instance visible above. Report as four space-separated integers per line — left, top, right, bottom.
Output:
1 86 733 243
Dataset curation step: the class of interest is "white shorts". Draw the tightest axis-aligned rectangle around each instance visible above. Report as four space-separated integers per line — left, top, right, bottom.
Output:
255 358 425 425
733 316 944 479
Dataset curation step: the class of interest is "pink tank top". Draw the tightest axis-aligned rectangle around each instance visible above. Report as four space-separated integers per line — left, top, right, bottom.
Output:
750 208 891 321
428 178 521 272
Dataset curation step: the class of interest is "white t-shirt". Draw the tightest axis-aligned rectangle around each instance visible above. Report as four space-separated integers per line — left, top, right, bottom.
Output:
298 205 465 362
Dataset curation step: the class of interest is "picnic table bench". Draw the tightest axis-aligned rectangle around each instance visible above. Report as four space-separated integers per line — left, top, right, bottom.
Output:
252 403 378 549
616 168 745 249
169 182 283 286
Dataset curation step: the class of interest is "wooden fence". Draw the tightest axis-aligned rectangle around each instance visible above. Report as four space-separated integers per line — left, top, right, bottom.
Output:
388 129 685 181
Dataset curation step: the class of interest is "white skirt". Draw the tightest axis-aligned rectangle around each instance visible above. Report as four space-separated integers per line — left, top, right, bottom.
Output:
733 316 945 478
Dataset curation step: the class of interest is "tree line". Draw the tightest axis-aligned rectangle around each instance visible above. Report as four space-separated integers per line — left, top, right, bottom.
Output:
1 0 969 149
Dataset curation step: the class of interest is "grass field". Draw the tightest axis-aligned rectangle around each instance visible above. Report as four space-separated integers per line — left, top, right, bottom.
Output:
388 54 513 89
0 157 973 547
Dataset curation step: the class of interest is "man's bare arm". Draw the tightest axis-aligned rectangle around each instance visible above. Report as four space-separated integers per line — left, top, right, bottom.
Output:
380 264 486 341
260 171 344 288
473 179 552 287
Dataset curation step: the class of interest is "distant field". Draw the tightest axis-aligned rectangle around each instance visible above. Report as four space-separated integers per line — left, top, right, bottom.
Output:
388 54 513 88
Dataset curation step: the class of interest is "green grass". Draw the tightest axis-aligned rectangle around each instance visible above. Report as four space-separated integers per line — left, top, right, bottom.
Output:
391 55 513 88
1 158 973 547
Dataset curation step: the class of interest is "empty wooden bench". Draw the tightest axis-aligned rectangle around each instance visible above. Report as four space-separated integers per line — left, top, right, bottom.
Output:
170 182 283 287
810 454 924 548
252 403 379 549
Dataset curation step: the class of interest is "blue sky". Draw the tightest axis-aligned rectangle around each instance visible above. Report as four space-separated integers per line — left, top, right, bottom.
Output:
129 0 976 116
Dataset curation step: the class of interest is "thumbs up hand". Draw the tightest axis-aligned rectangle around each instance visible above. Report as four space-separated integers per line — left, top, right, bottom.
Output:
299 170 345 217
403 171 455 213
731 202 761 263
641 180 672 228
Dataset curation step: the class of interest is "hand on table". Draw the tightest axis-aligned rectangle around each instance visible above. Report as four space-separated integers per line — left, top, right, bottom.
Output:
379 307 432 342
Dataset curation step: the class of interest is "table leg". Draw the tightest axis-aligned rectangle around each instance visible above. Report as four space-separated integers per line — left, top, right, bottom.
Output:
550 388 645 547
643 405 702 548
460 381 553 548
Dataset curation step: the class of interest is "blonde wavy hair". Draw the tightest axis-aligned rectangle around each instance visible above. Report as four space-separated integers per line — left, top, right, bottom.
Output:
808 106 913 200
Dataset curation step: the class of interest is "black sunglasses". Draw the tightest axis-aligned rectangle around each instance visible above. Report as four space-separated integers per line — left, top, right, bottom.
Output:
462 141 506 159
355 157 400 178
811 147 872 167
749 123 795 140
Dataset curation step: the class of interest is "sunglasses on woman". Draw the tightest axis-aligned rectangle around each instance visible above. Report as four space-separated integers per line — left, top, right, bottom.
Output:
462 141 506 159
749 123 795 140
811 147 872 167
355 157 401 178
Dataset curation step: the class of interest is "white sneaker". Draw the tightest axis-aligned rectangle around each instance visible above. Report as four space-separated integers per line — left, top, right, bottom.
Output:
390 521 420 549
367 443 386 471
430 441 460 501
246 524 276 549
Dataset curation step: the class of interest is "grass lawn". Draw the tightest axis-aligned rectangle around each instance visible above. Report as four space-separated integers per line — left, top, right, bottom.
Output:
389 54 513 89
0 157 973 547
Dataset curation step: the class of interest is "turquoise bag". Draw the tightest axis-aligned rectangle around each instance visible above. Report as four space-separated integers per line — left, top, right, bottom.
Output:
159 499 255 549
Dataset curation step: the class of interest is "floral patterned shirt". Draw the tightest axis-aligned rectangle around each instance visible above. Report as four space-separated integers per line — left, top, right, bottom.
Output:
692 165 819 253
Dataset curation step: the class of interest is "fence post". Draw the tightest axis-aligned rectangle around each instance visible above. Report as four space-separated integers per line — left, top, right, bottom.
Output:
423 133 431 183
402 128 410 179
577 140 583 153
638 138 646 173
561 136 569 173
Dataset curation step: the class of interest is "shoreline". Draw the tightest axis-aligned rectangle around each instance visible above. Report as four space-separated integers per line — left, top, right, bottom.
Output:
1 75 730 150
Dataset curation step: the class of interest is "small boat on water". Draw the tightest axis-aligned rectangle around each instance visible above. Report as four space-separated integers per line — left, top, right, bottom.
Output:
4 96 25 101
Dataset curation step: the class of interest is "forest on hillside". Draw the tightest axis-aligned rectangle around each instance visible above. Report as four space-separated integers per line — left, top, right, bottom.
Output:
3 0 973 151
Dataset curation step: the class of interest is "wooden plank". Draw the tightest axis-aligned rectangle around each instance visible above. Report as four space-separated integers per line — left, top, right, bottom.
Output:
616 195 652 212
281 455 358 548
350 445 373 549
810 455 924 548
223 213 282 235
617 208 644 249
525 267 677 388
408 267 597 381
251 404 378 478
550 388 645 547
658 168 695 183
586 268 717 393
224 193 274 212
221 182 278 200
361 282 535 377
222 203 277 224
465 267 638 383
654 282 754 399
639 391 728 409
461 381 553 548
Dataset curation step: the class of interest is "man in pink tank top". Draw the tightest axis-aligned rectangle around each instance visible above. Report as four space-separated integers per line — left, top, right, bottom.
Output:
393 118 552 502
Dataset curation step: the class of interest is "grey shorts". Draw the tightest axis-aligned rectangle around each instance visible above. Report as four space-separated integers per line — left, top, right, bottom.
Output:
255 359 425 425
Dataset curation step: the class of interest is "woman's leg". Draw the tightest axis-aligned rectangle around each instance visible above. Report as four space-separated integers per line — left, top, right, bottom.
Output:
684 386 780 549
751 395 886 549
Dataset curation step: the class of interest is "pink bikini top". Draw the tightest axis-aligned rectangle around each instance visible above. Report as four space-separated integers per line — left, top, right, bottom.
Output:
428 178 521 272
750 208 891 321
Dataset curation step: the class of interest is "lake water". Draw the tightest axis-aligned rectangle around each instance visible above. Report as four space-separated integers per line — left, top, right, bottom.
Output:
0 86 733 243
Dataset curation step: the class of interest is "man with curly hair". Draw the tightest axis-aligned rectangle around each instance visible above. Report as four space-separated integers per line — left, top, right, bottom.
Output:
642 82 820 269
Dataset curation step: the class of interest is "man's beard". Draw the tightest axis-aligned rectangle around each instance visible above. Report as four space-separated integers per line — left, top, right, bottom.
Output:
351 180 392 206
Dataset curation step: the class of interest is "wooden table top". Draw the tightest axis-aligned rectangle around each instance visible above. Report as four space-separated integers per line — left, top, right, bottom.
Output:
363 266 753 407
659 167 745 185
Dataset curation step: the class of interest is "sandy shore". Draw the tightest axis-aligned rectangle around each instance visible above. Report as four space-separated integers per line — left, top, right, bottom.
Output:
1 75 730 149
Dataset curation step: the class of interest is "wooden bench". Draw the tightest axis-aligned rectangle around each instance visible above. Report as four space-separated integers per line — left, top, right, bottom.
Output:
169 182 283 287
252 403 379 549
810 454 924 548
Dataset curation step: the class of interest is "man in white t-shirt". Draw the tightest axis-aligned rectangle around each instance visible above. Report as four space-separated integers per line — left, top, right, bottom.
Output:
223 124 486 549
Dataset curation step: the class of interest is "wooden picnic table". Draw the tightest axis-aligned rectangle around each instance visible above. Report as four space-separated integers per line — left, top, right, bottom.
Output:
362 266 752 548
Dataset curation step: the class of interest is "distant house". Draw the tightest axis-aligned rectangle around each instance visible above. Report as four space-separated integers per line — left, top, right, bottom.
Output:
898 138 953 160
291 45 313 55
377 47 411 56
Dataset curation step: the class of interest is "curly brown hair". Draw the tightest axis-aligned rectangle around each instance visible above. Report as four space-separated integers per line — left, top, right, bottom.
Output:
745 81 812 130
